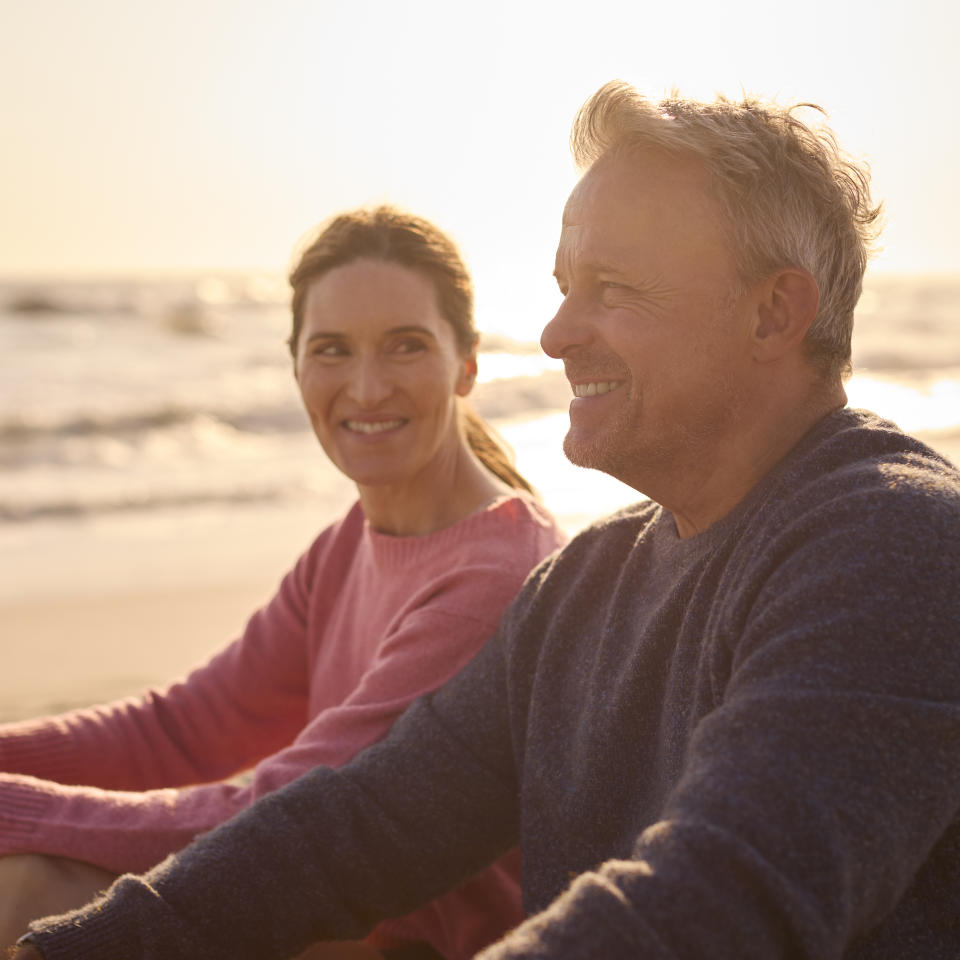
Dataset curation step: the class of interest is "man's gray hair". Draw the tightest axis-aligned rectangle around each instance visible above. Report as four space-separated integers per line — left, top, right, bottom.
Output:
571 81 883 379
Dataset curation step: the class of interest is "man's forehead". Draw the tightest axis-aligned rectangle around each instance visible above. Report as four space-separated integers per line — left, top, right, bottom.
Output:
561 166 606 226
558 167 629 247
555 161 659 268
556 149 725 266
553 224 637 276
566 149 710 216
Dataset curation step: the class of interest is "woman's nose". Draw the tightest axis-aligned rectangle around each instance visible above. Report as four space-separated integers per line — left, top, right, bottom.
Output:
346 356 393 407
540 293 592 359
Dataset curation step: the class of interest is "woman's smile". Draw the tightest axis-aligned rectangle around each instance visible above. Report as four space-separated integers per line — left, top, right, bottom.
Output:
342 417 408 436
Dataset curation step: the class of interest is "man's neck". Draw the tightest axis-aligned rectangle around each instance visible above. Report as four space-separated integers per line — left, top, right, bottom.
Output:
665 381 848 539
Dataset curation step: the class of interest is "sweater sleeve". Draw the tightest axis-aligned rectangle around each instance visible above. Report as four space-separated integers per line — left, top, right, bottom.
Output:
0 561 526 879
478 474 960 958
25 622 521 960
0 548 319 872
248 588 525 785
0 550 319 791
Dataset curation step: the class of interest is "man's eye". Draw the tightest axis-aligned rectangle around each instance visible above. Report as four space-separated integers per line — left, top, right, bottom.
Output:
313 342 347 358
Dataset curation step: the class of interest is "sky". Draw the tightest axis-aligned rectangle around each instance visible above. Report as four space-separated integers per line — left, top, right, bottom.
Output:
2 0 958 340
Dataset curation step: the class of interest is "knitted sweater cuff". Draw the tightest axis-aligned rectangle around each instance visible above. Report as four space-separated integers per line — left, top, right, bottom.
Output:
27 874 196 960
0 717 85 784
0 775 55 852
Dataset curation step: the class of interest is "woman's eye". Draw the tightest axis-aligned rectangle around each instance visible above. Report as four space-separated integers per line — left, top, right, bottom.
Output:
393 337 427 355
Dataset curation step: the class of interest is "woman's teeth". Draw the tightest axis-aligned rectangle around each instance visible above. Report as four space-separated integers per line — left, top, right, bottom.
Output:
345 419 405 434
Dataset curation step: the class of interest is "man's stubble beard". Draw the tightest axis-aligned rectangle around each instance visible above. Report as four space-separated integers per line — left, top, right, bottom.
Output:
561 390 650 489
561 370 744 496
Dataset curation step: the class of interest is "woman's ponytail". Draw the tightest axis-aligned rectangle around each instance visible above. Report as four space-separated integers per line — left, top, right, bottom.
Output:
461 405 535 495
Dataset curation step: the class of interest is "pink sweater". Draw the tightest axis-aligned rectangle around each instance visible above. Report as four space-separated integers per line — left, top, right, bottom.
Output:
0 493 565 959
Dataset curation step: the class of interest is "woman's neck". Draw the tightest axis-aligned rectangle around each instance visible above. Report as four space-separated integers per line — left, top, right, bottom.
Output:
357 443 514 537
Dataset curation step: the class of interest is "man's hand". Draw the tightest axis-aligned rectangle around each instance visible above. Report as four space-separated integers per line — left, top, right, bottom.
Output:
7 946 44 960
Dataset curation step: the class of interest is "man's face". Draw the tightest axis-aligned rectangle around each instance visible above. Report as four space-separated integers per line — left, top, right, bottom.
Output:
541 147 756 496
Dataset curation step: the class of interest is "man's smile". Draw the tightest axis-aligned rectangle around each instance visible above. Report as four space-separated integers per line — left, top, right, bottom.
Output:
571 380 624 398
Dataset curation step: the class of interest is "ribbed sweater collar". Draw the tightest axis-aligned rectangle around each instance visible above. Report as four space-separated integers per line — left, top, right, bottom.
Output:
359 493 536 572
650 408 863 565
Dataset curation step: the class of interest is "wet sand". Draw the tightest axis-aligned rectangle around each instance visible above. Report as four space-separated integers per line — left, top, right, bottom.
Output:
0 501 339 723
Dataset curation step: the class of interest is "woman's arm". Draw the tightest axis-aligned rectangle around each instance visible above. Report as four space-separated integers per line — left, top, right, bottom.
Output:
0 546 321 874
0 551 318 792
0 514 342 794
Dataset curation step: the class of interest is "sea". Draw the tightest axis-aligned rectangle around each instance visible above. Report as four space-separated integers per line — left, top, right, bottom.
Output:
2 270 959 569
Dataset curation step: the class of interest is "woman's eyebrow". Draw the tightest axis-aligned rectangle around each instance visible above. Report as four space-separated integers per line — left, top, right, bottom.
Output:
303 325 438 344
384 324 437 339
303 329 347 344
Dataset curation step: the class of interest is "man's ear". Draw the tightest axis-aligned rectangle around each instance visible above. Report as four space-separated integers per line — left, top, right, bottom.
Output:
752 268 820 363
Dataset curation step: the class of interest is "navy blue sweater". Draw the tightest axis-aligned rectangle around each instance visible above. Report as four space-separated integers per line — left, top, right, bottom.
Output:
29 409 960 959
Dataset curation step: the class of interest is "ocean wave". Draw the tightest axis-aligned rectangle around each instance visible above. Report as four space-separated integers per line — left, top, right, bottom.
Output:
3 292 77 315
0 487 289 524
0 404 311 448
0 275 288 320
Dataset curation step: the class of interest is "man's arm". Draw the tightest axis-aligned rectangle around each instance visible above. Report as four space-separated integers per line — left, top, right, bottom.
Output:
18 624 521 960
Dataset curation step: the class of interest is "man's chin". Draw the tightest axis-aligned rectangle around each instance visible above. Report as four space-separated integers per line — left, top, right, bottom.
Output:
563 429 645 493
562 431 612 473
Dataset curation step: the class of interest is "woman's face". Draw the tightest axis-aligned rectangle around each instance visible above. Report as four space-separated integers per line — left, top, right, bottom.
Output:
294 258 476 491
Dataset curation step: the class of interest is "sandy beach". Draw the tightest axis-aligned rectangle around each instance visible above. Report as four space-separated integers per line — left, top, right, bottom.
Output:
0 500 343 723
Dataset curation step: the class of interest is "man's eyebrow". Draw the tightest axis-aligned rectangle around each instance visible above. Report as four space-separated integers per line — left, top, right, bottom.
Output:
554 259 636 282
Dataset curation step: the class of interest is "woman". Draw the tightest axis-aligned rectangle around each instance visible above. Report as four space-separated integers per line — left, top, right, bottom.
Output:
0 207 566 959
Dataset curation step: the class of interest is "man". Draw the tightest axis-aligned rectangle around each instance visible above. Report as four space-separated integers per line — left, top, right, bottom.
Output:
13 81 960 959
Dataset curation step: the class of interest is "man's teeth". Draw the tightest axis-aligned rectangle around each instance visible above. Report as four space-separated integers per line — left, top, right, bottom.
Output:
345 419 404 434
573 381 622 398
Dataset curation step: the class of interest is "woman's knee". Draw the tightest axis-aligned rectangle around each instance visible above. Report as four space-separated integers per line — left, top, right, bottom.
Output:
0 853 116 948
0 852 113 895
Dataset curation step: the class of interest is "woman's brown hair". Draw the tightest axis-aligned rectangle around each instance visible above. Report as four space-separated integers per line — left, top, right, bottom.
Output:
288 206 534 494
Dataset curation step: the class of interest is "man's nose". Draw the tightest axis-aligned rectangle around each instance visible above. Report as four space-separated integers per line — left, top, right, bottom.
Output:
346 356 393 406
540 293 592 359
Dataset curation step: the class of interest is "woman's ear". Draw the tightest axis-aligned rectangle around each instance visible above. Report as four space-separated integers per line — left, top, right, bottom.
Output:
752 268 820 363
455 335 479 396
456 350 478 397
